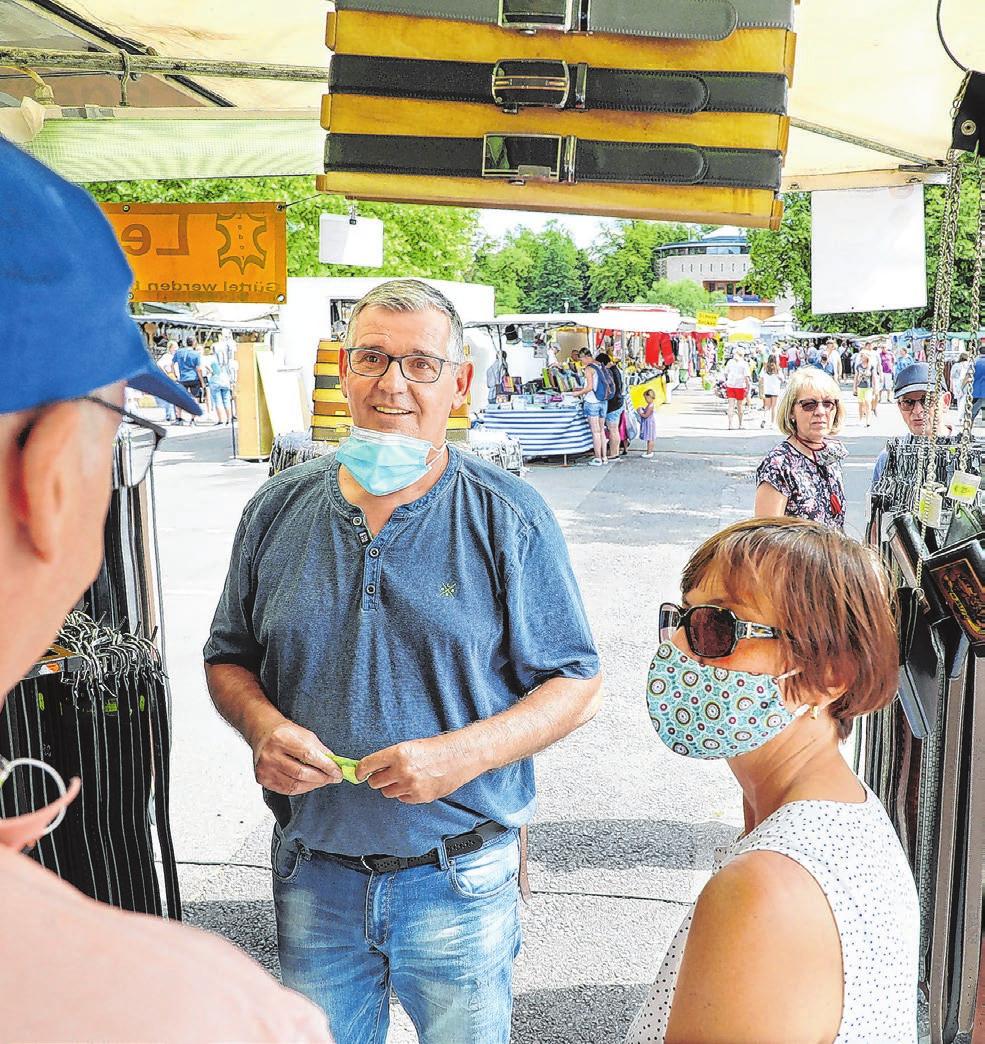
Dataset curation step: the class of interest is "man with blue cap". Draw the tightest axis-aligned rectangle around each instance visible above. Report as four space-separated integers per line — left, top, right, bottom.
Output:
0 138 330 1040
871 362 952 487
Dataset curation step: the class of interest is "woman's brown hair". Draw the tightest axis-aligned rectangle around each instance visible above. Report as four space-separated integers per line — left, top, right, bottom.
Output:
681 518 898 740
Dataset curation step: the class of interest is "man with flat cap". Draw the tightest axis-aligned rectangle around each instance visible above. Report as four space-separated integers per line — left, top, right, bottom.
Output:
871 362 953 487
0 137 329 1041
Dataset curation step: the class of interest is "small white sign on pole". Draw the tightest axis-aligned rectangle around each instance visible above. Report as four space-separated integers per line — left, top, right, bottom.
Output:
319 213 384 267
811 185 927 315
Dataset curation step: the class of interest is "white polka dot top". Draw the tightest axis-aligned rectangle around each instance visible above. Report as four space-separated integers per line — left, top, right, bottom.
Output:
626 783 920 1043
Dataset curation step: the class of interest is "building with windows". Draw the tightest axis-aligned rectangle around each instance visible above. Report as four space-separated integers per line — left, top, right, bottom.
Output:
654 226 751 295
653 226 790 321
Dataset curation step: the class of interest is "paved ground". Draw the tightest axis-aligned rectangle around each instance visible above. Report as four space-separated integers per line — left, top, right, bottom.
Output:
153 385 909 1042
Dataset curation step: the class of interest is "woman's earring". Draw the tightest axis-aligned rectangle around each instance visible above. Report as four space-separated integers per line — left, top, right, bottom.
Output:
810 705 820 720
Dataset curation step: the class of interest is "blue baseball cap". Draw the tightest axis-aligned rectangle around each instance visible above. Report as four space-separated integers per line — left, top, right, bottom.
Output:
893 362 929 400
0 138 201 416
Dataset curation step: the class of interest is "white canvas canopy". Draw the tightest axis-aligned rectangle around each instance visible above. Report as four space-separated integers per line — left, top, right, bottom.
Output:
2 0 984 188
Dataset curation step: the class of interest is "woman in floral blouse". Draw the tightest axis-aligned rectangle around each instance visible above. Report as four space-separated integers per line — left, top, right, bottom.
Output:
754 369 847 529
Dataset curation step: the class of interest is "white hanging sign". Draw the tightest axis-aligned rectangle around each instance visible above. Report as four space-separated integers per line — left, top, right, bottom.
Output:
319 213 384 267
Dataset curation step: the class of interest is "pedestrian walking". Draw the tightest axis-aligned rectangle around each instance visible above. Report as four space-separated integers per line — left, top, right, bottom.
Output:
638 388 657 457
210 336 234 425
628 518 918 1044
724 348 752 429
854 346 878 426
0 137 329 1044
204 279 602 1044
754 369 847 529
172 336 204 425
878 341 895 404
759 355 782 428
571 347 612 465
950 351 971 418
156 339 178 422
971 343 985 424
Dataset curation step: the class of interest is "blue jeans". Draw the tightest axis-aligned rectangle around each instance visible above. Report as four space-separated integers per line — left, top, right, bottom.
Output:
155 395 175 421
272 826 521 1044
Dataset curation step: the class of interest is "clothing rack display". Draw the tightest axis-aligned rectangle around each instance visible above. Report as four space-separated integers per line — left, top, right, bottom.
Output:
1 427 180 919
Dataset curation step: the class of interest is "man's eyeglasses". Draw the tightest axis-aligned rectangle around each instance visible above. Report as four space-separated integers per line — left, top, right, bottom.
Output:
658 602 781 659
16 395 166 488
796 398 838 413
345 347 459 385
898 395 927 413
80 395 167 488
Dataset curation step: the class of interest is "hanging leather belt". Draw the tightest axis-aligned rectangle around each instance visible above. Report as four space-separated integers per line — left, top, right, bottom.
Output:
324 133 783 191
328 56 788 116
333 0 795 39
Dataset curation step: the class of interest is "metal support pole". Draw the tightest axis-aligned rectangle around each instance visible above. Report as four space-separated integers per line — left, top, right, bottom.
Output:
0 46 329 83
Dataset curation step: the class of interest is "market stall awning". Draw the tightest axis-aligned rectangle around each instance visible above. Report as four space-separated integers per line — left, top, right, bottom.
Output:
2 0 984 187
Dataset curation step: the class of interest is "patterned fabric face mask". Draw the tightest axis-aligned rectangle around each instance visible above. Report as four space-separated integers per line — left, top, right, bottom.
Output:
646 642 805 759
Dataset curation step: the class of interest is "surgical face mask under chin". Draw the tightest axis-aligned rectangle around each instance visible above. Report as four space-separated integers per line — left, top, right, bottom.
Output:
0 755 69 837
646 642 805 760
335 425 446 497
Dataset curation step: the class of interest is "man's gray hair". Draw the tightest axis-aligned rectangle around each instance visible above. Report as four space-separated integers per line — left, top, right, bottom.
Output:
344 279 465 363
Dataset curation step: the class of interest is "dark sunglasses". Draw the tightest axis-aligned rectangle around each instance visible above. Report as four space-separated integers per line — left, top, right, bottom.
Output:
796 398 838 413
897 395 926 413
659 602 781 659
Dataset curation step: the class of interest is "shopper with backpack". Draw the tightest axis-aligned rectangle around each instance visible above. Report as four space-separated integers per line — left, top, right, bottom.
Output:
598 352 625 461
572 348 616 466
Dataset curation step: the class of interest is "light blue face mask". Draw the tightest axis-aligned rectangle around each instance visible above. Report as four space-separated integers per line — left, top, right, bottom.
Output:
646 642 805 760
336 425 446 497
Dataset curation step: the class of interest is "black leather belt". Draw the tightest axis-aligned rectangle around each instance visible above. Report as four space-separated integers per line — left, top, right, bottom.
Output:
328 56 788 116
324 133 782 191
334 0 795 39
326 820 510 874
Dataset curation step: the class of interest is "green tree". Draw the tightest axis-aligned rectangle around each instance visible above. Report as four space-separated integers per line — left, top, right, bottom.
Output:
521 222 585 313
588 220 692 305
85 176 480 280
643 278 726 316
745 173 983 335
467 234 536 314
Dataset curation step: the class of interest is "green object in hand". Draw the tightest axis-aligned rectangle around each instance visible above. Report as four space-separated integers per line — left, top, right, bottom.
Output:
323 751 363 785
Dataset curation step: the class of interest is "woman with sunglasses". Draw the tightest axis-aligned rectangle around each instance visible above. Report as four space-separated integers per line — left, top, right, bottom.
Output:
754 369 847 529
627 518 918 1044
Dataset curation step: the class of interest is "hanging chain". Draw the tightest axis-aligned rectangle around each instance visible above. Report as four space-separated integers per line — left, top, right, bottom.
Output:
958 151 984 473
915 148 963 588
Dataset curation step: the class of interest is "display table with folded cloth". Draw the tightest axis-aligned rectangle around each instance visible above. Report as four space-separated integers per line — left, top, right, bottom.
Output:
480 404 593 459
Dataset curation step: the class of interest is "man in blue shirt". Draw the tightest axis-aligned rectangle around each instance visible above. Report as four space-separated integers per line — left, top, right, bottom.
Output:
171 337 203 425
971 343 985 424
205 279 602 1044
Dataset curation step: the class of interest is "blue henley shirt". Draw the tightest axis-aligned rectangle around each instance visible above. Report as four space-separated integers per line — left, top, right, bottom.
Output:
204 448 600 857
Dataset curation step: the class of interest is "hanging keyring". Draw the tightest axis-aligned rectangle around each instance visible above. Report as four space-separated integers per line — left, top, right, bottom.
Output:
0 755 69 836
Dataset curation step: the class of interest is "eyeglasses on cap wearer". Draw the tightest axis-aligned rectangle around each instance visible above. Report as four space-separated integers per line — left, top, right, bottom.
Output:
658 602 782 659
796 398 838 413
345 347 460 385
897 395 927 412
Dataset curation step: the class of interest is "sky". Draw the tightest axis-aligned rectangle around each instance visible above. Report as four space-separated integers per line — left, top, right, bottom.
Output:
477 209 616 251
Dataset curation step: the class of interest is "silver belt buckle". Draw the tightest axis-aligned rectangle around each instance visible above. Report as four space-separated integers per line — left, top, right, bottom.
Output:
481 133 577 186
498 0 579 33
492 59 571 113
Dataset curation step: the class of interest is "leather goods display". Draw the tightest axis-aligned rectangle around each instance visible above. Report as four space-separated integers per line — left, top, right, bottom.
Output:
328 56 788 114
320 4 796 226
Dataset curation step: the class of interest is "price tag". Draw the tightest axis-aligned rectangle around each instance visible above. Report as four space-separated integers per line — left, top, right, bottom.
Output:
917 485 944 529
948 470 982 505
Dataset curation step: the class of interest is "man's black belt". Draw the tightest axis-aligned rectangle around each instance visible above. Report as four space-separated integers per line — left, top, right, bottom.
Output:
324 133 783 191
334 0 795 39
326 820 510 874
328 56 788 116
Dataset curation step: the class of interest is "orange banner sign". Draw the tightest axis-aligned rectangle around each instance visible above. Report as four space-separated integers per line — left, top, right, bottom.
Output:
100 202 287 304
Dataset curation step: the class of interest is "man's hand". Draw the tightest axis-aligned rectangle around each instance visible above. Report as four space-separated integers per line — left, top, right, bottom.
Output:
358 736 478 804
251 720 344 795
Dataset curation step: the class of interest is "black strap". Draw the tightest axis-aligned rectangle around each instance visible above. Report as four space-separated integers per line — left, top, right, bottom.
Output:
328 820 509 874
328 55 788 115
324 133 782 191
